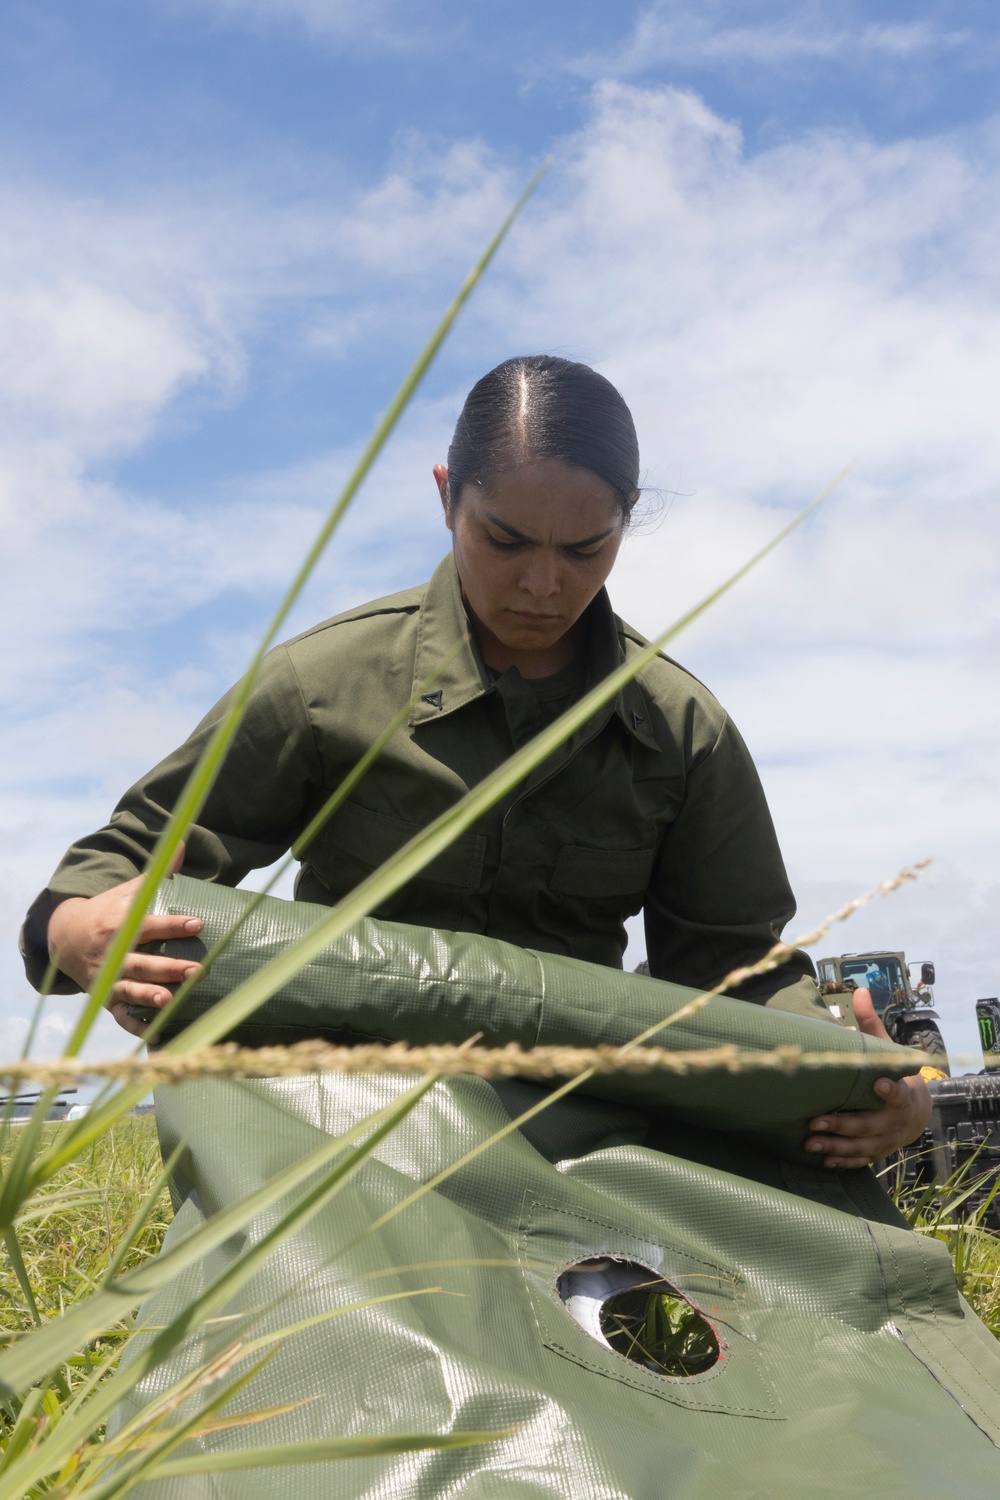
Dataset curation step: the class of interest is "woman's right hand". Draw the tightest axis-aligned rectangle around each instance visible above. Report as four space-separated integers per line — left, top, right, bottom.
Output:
47 846 203 1038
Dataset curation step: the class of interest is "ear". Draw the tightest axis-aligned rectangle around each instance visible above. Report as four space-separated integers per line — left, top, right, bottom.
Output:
433 464 453 531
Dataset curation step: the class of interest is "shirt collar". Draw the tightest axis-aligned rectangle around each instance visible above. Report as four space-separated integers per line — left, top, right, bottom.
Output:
409 552 659 750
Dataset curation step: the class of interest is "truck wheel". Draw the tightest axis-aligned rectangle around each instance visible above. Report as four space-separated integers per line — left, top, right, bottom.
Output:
900 1024 950 1075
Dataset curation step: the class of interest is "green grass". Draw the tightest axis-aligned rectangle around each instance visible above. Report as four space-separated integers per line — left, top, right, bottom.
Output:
933 1220 1000 1337
0 1116 172 1343
884 1155 1000 1338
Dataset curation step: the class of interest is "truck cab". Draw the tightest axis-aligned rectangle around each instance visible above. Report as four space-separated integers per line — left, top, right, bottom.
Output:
815 951 949 1071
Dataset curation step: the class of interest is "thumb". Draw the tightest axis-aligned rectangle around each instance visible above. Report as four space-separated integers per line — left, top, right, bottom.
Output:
852 989 892 1042
873 1076 903 1103
167 840 187 878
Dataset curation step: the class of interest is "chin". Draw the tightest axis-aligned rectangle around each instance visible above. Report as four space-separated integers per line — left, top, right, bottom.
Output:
503 628 560 651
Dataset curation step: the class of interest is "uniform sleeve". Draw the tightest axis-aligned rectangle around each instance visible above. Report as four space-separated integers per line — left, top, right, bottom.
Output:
643 714 832 1023
19 644 323 994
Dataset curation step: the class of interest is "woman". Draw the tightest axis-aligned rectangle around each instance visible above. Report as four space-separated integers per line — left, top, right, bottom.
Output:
20 355 929 1166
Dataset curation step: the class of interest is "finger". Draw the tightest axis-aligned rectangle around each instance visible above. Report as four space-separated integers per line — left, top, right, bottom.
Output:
807 1134 884 1163
120 954 202 986
821 1152 876 1171
107 1000 150 1038
871 1076 908 1105
110 978 175 1009
135 911 203 945
167 839 187 877
808 1111 884 1139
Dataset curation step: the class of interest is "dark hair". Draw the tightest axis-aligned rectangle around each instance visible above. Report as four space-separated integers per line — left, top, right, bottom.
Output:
446 355 640 519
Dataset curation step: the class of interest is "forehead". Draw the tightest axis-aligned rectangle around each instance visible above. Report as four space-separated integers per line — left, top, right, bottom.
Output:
464 459 621 538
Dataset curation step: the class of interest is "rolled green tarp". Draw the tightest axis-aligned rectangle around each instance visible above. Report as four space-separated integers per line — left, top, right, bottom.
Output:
148 874 915 1166
102 875 1000 1498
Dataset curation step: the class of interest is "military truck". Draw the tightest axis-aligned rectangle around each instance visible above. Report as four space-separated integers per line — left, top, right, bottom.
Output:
815 950 949 1072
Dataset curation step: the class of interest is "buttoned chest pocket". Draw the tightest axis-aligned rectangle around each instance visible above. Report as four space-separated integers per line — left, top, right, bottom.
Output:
550 844 657 901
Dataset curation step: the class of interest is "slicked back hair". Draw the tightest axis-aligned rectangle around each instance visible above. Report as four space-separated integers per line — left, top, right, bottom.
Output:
446 355 640 519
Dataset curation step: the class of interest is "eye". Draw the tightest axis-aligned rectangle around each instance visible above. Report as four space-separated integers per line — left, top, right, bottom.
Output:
485 532 524 551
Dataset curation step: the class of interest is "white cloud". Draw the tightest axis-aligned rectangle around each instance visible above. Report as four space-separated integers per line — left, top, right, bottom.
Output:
0 280 208 460
0 137 508 723
4 78 1000 1071
482 81 1000 1059
340 135 517 276
576 1 973 78
3 1001 143 1069
494 84 1000 870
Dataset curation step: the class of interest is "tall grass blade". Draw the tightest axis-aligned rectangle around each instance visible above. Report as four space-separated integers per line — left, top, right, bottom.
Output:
103 1139 185 1285
25 1088 165 1193
124 1430 511 1479
2 1227 41 1326
0 1078 436 1497
0 1387 45 1476
74 1287 445 1492
136 641 464 1054
25 648 462 1169
0 1093 63 1229
0 959 64 1154
0 1078 431 1400
80 1349 282 1500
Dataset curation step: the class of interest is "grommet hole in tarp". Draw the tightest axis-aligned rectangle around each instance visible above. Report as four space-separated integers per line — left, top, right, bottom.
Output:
557 1258 720 1378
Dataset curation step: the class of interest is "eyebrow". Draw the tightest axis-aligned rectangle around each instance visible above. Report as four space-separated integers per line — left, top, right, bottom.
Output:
483 510 618 548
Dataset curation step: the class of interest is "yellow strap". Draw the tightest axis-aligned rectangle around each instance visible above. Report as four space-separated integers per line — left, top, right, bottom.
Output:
919 1065 948 1082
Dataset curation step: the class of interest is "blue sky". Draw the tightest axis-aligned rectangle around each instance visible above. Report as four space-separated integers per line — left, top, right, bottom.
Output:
3 0 1000 1067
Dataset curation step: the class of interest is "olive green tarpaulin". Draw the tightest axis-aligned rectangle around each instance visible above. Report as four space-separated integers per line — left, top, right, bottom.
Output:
113 876 1000 1497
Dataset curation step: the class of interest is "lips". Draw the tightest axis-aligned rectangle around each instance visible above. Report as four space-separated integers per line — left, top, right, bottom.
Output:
508 610 561 625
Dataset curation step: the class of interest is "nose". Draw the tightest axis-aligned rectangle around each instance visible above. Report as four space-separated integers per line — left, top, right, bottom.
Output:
518 550 560 601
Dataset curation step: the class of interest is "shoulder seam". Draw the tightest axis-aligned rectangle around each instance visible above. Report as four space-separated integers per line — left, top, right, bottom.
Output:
274 641 325 782
618 619 704 685
286 590 424 646
616 616 728 719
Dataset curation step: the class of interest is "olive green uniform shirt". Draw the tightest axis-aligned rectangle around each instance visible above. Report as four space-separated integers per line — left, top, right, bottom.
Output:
21 553 827 1020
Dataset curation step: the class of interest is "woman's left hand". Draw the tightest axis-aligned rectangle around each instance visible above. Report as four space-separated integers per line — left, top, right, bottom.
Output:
804 984 933 1168
805 1073 933 1169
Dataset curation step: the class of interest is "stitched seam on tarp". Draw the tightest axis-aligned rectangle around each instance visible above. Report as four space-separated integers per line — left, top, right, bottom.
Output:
901 1324 1000 1448
873 1223 1000 1442
517 1194 781 1418
524 1200 731 1395
533 1337 778 1418
281 641 324 797
531 951 545 1049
